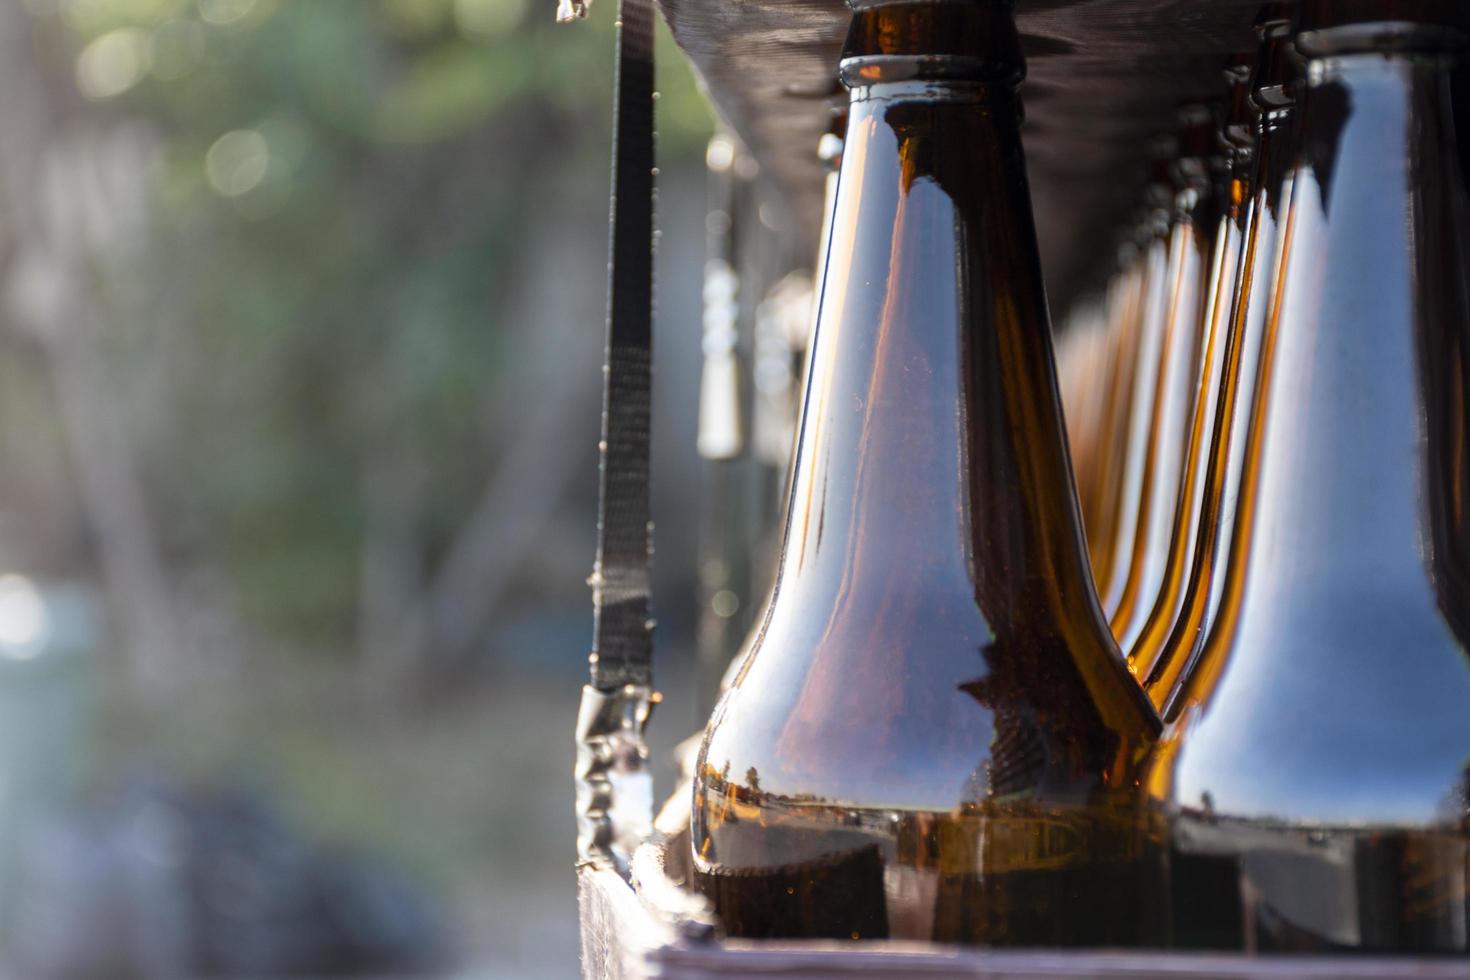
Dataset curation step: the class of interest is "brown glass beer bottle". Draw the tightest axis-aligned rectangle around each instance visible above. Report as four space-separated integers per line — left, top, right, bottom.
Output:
1057 278 1112 530
1126 62 1257 687
1108 109 1217 651
1143 18 1300 704
690 0 1159 946
1143 0 1470 951
1066 240 1144 569
1090 169 1174 606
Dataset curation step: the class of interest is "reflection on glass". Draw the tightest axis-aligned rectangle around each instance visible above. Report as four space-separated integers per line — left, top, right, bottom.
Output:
1144 3 1470 951
1108 108 1214 653
690 0 1158 946
1144 19 1301 705
1094 202 1172 616
1126 66 1254 686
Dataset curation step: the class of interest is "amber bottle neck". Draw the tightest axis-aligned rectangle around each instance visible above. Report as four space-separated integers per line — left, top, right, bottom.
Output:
1228 42 1469 614
841 1 1023 87
776 51 1110 644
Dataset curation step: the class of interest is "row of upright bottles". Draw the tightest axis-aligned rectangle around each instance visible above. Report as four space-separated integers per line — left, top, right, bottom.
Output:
688 0 1470 955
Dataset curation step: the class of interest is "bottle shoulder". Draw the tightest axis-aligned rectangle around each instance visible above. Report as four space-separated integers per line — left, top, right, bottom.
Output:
701 589 1153 816
1154 591 1470 826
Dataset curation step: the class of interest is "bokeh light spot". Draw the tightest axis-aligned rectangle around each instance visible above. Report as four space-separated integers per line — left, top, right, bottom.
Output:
711 589 740 619
206 129 270 198
75 28 148 101
0 575 48 659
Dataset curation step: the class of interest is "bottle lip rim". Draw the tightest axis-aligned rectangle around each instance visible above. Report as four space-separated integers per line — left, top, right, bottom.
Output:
1297 21 1468 57
841 75 1018 105
839 54 1024 88
1251 84 1295 112
847 0 1015 8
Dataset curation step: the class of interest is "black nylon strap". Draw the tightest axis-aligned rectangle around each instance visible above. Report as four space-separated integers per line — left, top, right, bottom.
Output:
590 0 656 691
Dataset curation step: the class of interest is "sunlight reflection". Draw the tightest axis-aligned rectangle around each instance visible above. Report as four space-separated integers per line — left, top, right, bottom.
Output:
75 28 147 101
205 129 270 198
0 576 49 660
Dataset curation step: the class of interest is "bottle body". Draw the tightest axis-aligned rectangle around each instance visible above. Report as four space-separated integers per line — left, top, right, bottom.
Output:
1094 232 1172 608
691 4 1158 944
1144 21 1470 951
1144 27 1301 704
1108 154 1212 649
1126 80 1255 683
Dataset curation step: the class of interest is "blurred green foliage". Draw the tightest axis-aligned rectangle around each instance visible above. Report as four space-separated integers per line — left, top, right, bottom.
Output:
46 0 713 646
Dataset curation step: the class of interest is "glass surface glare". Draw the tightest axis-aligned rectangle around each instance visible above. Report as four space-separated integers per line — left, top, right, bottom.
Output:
1125 75 1253 686
1108 142 1211 655
690 1 1159 947
1143 24 1301 705
1144 12 1470 952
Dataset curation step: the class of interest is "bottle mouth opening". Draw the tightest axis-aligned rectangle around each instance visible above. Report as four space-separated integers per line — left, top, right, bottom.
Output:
1249 30 1298 111
1220 64 1254 150
1297 21 1468 57
1251 85 1294 113
847 0 1014 9
1223 126 1255 154
1173 105 1220 169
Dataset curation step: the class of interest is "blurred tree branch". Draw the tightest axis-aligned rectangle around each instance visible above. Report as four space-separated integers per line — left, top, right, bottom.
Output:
0 0 709 701
0 8 181 692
